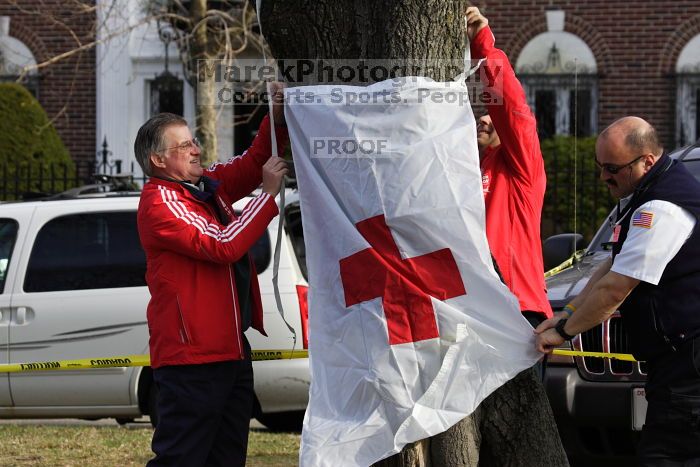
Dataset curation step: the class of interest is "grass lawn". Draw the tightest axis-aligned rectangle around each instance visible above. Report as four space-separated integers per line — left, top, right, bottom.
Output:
0 425 300 466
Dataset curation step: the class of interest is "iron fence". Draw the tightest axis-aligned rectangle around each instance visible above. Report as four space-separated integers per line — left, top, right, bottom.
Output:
0 160 143 201
1 144 613 243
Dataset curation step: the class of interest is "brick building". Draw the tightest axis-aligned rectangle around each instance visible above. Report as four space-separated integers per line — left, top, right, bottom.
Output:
0 1 96 162
485 1 700 149
2 2 700 163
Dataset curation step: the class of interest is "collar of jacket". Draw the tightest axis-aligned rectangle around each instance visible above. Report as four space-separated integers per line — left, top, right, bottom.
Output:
634 153 673 193
613 154 673 223
148 175 221 202
479 144 500 166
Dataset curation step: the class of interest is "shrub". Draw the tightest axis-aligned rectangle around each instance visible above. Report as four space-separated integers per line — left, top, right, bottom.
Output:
0 83 75 199
541 136 614 241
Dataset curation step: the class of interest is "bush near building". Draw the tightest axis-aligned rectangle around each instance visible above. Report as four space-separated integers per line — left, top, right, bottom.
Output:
0 83 75 199
541 136 614 241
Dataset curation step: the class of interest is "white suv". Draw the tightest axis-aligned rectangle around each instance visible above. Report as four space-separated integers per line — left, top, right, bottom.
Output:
0 186 310 430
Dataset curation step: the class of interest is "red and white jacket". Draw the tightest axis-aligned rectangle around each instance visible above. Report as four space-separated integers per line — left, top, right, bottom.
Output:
137 115 289 368
472 27 553 318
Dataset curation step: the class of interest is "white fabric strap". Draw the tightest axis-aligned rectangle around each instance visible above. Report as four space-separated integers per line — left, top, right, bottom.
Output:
453 41 484 83
256 0 297 349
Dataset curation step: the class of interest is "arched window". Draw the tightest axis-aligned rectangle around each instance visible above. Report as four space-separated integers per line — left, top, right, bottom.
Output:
148 29 184 117
515 11 597 139
676 34 700 147
150 71 184 116
0 17 39 96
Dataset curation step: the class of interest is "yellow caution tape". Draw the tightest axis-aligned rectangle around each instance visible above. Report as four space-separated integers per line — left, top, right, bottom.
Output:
0 349 633 373
0 355 150 373
0 350 309 373
251 349 308 361
552 349 637 362
544 249 586 278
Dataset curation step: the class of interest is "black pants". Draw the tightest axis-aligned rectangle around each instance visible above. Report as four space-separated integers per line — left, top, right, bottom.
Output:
147 354 254 467
637 337 700 466
523 311 546 382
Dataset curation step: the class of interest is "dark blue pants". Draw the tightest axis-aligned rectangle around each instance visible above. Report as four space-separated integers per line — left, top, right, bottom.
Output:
523 311 546 381
637 396 700 466
637 337 700 466
147 354 254 467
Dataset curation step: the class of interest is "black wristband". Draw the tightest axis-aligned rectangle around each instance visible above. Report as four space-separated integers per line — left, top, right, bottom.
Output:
555 318 576 341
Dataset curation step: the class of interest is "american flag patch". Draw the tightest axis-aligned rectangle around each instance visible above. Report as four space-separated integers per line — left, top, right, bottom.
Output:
632 210 654 229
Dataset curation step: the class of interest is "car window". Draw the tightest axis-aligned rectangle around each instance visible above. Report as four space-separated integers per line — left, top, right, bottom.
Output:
588 158 700 252
24 211 146 292
682 159 700 178
0 219 19 293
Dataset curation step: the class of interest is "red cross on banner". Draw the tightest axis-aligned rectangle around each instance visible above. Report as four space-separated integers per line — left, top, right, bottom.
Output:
339 215 467 345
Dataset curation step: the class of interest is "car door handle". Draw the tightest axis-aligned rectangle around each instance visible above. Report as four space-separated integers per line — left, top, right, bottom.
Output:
0 308 10 325
15 307 27 325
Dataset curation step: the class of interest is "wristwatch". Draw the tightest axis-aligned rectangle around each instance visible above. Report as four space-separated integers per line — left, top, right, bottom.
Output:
554 318 576 341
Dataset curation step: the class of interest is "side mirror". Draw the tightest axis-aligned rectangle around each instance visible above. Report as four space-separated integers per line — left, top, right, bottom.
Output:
542 233 585 271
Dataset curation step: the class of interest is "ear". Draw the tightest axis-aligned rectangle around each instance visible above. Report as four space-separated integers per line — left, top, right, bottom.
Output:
643 153 656 171
150 152 166 169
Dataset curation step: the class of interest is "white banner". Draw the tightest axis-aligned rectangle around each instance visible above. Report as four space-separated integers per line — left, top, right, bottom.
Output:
285 78 540 467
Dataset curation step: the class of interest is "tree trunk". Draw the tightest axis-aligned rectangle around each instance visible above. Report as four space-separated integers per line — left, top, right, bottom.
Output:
476 368 568 467
260 0 466 83
259 2 568 466
374 439 432 467
189 0 218 166
195 63 219 166
430 405 482 466
430 369 569 467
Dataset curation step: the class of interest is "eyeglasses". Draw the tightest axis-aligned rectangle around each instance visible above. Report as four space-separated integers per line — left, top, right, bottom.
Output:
595 155 645 175
160 137 201 153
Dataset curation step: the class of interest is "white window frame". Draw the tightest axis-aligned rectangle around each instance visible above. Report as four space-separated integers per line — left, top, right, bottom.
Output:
520 74 598 138
676 74 700 146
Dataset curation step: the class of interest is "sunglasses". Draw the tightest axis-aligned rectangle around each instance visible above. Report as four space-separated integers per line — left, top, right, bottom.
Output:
595 155 644 175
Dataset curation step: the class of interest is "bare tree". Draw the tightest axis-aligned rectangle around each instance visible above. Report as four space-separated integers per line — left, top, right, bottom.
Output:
147 0 267 164
12 0 266 165
259 1 568 465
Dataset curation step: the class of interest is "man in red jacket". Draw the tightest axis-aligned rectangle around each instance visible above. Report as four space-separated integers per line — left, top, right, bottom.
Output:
440 7 566 465
134 87 288 466
468 7 553 326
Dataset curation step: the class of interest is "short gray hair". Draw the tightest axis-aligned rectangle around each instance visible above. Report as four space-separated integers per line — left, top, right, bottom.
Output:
599 116 664 158
134 113 188 176
625 125 663 157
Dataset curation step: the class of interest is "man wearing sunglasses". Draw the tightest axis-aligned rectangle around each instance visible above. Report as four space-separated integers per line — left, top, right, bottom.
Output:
536 116 700 465
134 84 289 466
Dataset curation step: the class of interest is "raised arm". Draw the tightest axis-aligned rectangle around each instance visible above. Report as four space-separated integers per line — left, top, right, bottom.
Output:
206 114 289 202
466 8 542 183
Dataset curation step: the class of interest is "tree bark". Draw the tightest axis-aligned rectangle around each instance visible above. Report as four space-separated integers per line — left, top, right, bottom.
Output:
430 405 482 466
477 369 568 467
159 0 256 165
189 0 218 166
374 439 432 467
260 0 467 84
259 2 568 466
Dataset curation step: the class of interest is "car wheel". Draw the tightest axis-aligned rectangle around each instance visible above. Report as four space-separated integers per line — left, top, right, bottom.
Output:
148 383 159 428
256 410 304 432
115 417 134 425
